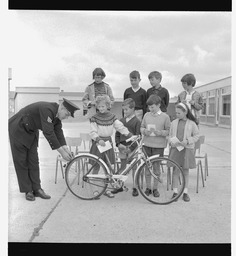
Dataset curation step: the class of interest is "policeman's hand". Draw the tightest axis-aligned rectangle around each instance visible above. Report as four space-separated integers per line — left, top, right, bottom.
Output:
61 151 73 161
57 147 73 161
62 145 74 158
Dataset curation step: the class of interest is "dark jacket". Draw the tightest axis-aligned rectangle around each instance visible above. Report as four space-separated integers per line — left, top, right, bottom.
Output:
9 101 66 150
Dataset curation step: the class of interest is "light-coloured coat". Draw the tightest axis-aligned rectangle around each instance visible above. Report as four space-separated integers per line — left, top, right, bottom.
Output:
169 118 199 149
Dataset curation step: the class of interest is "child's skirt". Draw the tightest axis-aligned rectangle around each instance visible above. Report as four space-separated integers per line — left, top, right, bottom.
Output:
168 147 196 169
90 136 115 165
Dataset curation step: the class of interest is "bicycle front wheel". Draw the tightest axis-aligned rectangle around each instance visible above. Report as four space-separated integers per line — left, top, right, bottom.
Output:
65 154 108 200
136 156 185 205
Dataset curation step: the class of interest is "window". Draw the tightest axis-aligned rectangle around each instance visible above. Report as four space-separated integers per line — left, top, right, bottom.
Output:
201 99 207 115
208 97 215 115
222 94 231 116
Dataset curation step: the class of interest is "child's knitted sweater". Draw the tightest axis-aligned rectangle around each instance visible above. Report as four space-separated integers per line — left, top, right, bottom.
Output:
140 111 171 148
90 111 130 142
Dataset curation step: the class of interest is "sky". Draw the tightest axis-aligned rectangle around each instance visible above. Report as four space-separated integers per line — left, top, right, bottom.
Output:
6 10 231 98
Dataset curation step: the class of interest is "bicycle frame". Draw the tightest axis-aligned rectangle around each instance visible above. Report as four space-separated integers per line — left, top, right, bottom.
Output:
71 135 162 188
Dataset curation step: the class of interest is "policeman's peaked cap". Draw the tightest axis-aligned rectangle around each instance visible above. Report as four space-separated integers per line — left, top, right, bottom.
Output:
62 98 80 117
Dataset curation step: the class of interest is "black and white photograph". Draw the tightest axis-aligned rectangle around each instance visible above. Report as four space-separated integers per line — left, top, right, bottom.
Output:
2 2 233 255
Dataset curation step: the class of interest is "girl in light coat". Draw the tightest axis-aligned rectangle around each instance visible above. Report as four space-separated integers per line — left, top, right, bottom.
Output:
168 102 199 202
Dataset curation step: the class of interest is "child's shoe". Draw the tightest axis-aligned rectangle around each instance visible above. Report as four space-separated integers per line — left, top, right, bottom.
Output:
153 189 160 197
144 188 152 196
182 193 190 202
132 188 139 197
171 192 178 202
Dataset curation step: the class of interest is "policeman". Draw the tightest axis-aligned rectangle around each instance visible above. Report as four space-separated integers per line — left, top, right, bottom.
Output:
9 98 80 201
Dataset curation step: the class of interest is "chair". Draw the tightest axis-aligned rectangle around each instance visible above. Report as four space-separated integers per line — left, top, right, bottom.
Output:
195 135 209 180
55 137 83 184
194 135 208 193
114 147 121 173
80 133 92 152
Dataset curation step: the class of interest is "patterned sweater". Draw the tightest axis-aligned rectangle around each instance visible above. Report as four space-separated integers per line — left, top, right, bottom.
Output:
90 111 131 142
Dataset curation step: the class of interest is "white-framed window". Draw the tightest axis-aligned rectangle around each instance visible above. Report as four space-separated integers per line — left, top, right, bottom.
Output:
207 90 215 115
200 92 207 115
221 86 231 116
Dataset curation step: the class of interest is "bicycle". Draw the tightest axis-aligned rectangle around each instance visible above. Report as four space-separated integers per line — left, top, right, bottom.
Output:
65 135 185 205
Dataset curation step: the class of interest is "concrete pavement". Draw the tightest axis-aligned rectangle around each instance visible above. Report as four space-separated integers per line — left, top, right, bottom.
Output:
7 121 232 243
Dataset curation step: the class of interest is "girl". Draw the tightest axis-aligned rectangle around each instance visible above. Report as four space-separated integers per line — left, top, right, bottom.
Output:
89 95 132 198
82 67 115 118
168 102 199 202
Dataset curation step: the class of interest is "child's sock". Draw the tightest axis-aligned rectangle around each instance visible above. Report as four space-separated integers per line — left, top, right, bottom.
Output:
184 188 188 194
173 188 178 193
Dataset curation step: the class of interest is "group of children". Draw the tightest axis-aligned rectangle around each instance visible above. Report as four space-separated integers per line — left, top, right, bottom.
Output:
82 68 203 202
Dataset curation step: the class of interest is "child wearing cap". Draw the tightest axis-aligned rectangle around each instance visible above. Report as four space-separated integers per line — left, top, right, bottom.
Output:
82 67 115 118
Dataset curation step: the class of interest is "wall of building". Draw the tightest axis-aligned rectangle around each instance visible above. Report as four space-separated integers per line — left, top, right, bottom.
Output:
10 77 231 129
196 76 231 128
14 87 60 113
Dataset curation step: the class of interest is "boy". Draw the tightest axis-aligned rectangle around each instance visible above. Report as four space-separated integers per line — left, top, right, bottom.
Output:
82 67 115 118
140 94 171 197
177 73 203 125
123 70 147 121
115 98 141 196
146 71 169 113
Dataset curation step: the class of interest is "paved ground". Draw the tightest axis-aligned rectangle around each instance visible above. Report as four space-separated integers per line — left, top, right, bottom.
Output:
7 121 232 244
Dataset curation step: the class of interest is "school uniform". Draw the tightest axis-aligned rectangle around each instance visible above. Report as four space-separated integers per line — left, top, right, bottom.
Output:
123 87 147 120
168 118 200 169
9 101 67 193
146 85 169 112
115 115 141 159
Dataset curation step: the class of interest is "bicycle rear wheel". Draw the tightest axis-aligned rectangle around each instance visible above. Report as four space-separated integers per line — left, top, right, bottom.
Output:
136 156 185 205
65 154 108 200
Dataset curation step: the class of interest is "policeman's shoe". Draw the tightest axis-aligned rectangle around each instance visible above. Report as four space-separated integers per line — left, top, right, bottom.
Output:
25 192 35 201
33 189 51 199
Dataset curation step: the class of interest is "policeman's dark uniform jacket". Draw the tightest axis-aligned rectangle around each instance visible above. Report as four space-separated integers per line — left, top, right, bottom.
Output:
9 99 78 193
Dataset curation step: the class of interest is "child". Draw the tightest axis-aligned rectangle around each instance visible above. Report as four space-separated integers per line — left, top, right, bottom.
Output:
89 95 133 198
115 98 141 196
123 70 147 121
82 67 115 118
177 73 203 125
168 102 199 202
140 94 171 197
146 71 169 113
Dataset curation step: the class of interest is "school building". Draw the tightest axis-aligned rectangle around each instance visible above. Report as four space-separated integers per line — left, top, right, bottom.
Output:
8 76 231 128
196 76 231 128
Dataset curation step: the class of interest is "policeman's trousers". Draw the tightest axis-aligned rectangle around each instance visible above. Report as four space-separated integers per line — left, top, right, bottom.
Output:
9 136 41 193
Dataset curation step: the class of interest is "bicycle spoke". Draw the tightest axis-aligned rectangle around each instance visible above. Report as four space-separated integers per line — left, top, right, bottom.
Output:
65 155 108 200
137 157 185 205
